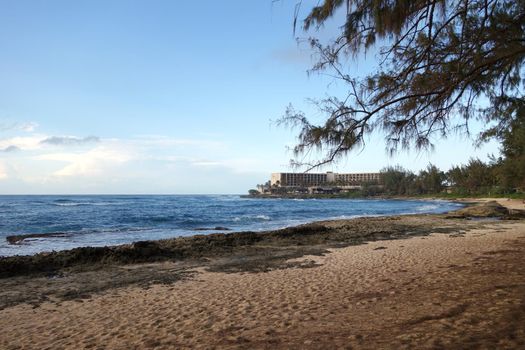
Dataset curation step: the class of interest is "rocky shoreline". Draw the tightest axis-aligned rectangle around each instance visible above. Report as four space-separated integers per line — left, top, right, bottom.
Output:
1 201 522 281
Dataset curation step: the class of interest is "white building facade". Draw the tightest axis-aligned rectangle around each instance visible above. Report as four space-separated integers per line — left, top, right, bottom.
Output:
270 171 381 188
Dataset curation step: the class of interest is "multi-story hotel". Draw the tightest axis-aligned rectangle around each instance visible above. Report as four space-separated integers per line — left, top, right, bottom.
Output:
270 171 381 187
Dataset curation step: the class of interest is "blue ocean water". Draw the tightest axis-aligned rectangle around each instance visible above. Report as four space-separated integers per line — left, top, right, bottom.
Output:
0 195 463 256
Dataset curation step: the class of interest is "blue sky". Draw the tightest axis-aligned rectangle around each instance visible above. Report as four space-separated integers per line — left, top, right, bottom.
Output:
0 0 499 194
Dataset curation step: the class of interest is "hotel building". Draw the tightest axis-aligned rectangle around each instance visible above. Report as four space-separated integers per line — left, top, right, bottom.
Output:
270 171 381 188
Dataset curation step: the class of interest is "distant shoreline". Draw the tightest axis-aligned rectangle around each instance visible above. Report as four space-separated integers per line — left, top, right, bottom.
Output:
243 193 525 202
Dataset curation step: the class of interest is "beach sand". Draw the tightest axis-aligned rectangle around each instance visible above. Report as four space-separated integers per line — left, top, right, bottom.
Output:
1 200 525 349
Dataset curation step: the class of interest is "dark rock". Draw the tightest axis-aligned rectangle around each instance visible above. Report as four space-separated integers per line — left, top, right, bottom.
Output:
6 232 71 245
193 227 231 231
446 201 517 219
0 215 471 279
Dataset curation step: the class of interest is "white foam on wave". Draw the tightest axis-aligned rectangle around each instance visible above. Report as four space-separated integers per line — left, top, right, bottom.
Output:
53 202 86 207
232 214 271 222
53 201 120 207
416 204 439 211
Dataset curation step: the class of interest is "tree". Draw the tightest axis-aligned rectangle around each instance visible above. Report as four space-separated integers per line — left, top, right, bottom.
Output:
360 180 382 196
417 164 446 194
446 158 497 194
494 107 525 191
380 166 416 195
282 0 525 169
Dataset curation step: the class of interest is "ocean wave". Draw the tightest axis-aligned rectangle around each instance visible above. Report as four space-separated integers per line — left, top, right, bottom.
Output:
416 204 439 211
147 216 177 223
124 215 180 224
232 214 271 222
53 202 91 207
330 214 363 220
6 226 155 242
53 201 123 207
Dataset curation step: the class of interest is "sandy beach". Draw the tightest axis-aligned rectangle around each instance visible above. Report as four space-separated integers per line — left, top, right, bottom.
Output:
1 199 524 349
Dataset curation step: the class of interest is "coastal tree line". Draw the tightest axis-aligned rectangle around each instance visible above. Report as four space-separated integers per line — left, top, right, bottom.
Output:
376 108 525 197
376 159 519 197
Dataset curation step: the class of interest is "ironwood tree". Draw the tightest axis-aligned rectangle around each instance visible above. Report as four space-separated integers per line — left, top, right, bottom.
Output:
493 109 525 190
281 0 525 169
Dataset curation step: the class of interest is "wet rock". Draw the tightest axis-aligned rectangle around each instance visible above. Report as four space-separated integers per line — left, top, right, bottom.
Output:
446 201 511 219
6 232 71 245
193 227 231 231
0 215 473 278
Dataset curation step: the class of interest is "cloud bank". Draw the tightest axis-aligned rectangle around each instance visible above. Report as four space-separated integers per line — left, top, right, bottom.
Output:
0 130 271 194
39 136 100 146
1 145 20 153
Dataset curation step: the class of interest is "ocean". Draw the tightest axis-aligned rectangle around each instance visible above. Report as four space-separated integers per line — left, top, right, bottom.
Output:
0 195 463 256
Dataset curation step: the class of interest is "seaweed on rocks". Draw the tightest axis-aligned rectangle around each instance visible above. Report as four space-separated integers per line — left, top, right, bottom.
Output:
0 208 513 279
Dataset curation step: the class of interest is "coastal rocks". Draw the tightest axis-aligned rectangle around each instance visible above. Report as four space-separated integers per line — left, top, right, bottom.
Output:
0 218 405 278
446 201 525 219
6 232 72 245
0 231 265 278
0 214 502 279
192 227 231 231
132 241 163 257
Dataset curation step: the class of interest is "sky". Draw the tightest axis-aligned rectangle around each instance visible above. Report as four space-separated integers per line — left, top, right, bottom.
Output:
0 0 500 194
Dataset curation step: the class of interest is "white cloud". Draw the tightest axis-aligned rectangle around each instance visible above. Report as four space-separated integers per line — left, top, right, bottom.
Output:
0 121 38 132
152 155 268 174
0 132 274 193
0 134 101 151
0 162 7 180
19 122 38 132
1 145 20 153
135 135 227 150
37 146 132 177
0 135 46 151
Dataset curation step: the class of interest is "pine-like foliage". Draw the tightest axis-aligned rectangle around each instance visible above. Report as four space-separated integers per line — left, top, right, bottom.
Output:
282 0 525 169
